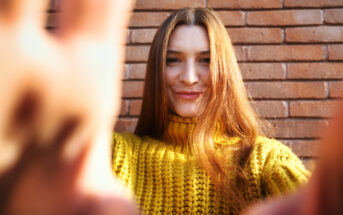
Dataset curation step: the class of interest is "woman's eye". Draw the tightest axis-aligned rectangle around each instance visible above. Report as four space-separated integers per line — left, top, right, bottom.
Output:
166 57 181 65
199 58 210 64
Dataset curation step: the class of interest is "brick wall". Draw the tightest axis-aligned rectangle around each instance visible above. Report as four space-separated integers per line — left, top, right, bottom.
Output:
47 0 343 170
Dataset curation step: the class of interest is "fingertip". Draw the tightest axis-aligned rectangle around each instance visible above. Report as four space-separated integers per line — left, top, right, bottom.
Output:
0 0 49 29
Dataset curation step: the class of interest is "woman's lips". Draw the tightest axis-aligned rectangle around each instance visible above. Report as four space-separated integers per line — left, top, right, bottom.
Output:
175 91 202 99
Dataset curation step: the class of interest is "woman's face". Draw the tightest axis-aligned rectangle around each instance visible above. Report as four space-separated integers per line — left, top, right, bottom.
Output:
165 25 210 117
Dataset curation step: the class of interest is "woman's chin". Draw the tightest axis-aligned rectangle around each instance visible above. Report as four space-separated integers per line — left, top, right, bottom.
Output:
174 109 200 118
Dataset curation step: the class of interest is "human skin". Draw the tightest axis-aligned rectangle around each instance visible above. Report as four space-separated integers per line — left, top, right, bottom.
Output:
165 25 210 117
0 0 137 214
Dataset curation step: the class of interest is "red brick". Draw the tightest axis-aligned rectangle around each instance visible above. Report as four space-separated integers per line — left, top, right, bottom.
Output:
246 82 327 99
126 46 150 62
129 12 170 27
131 29 157 44
287 63 343 79
284 0 343 7
124 64 130 80
328 45 343 60
135 0 205 9
250 101 287 118
122 81 144 98
239 63 285 80
284 140 320 157
247 45 323 61
325 9 343 24
119 100 129 116
208 0 281 9
114 118 138 133
286 26 343 43
271 119 328 138
217 11 244 26
233 46 246 61
247 10 322 26
329 82 343 98
290 101 338 118
127 64 147 80
227 28 282 44
125 29 130 44
129 100 143 116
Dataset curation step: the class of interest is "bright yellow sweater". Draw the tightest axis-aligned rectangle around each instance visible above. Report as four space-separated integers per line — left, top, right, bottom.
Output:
112 115 309 214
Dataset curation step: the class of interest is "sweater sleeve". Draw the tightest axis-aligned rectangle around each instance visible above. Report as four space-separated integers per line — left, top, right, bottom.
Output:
112 132 141 190
257 138 310 198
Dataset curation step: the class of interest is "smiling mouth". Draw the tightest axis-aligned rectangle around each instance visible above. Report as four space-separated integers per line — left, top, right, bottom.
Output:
175 91 202 99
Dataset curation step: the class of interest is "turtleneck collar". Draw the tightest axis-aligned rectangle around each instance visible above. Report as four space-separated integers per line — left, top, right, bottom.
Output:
162 114 231 153
163 114 197 147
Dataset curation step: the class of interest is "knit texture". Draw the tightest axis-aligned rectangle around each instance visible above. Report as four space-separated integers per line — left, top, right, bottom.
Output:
112 115 310 214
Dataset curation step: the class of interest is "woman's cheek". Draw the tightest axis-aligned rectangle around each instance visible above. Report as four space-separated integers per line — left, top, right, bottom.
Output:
165 67 180 85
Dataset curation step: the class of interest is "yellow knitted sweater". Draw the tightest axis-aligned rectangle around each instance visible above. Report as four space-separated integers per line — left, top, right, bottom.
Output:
112 115 309 214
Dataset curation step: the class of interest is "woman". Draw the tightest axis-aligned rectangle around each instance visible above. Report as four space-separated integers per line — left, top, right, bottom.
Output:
112 7 309 214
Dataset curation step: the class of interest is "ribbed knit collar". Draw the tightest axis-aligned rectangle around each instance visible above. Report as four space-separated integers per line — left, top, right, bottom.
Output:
163 114 197 147
162 114 229 153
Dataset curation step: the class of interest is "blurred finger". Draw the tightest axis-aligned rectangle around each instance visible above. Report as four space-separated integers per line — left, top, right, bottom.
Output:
313 100 343 215
58 0 134 42
0 72 44 175
0 0 48 28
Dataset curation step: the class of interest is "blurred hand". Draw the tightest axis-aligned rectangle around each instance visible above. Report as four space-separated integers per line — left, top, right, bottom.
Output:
0 0 137 214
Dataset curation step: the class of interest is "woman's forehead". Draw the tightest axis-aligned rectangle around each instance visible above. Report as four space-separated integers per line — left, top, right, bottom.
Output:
168 25 210 53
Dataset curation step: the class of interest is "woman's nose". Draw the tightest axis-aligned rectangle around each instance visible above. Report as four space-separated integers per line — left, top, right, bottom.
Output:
179 60 199 85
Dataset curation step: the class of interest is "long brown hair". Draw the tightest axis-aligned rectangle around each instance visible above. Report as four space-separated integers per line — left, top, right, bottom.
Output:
135 7 265 206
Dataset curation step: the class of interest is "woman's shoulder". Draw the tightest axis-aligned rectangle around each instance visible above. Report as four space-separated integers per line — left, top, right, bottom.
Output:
252 136 300 162
112 132 162 149
248 136 304 170
112 131 142 143
113 132 148 153
250 137 310 196
250 136 310 180
220 136 295 159
254 136 291 154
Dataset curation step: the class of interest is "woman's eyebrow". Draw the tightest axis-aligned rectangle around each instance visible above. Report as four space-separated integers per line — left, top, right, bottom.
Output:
166 50 180 55
166 50 210 55
199 51 210 55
